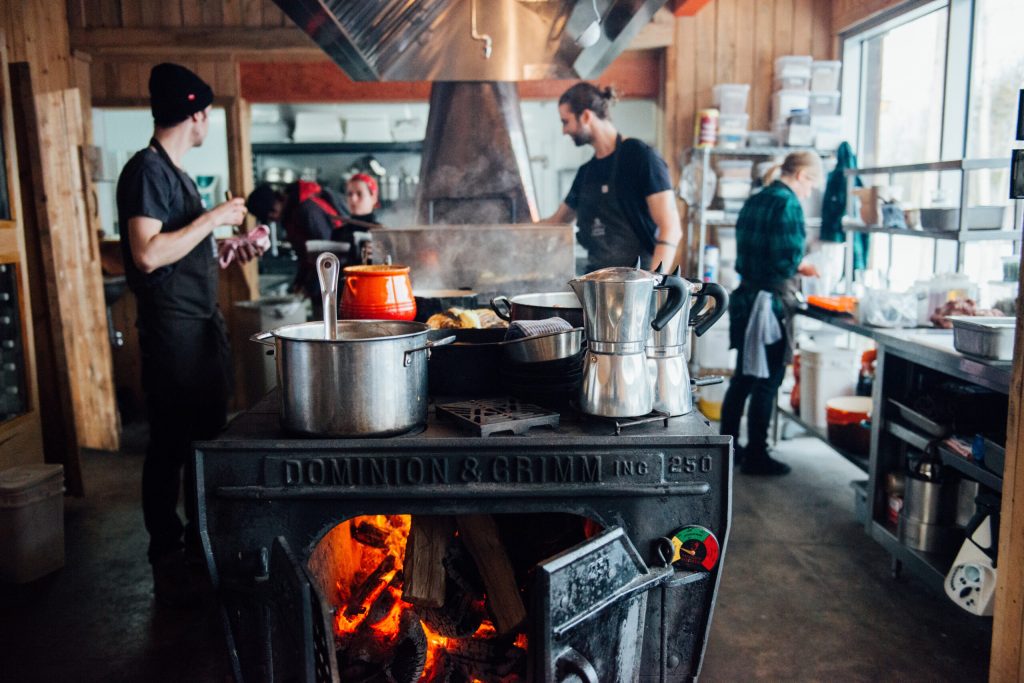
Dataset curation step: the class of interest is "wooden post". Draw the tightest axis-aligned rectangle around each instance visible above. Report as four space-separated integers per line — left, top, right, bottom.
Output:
990 248 1024 681
9 62 82 493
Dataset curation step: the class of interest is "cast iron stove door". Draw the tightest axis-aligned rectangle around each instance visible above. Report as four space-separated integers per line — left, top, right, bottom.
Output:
536 527 672 683
268 537 340 683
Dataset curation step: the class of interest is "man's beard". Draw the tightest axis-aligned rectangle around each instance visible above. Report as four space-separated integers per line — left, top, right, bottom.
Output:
570 127 593 147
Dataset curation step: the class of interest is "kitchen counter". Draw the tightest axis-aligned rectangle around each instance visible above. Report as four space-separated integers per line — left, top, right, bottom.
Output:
872 327 1012 394
796 306 1012 394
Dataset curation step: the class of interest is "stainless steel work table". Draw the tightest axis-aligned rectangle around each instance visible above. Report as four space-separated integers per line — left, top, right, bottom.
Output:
790 307 1011 593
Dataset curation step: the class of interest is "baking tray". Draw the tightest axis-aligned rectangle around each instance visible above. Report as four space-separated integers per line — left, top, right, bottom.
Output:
948 316 1015 361
888 399 950 438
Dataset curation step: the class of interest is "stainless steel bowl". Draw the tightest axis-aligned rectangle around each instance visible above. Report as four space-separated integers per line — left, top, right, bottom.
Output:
502 327 583 363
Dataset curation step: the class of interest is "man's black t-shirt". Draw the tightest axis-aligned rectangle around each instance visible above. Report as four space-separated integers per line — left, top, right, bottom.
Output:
117 146 217 319
564 138 672 252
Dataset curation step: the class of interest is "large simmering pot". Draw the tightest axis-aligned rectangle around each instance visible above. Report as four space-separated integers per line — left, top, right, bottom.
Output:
252 320 453 437
490 292 584 328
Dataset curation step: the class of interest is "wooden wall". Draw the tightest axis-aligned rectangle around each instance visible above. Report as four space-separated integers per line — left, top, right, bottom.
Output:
832 0 910 34
663 0 834 180
68 0 291 30
0 1 119 472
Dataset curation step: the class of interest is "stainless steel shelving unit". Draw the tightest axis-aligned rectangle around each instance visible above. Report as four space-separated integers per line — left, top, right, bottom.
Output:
842 157 1022 283
685 146 834 282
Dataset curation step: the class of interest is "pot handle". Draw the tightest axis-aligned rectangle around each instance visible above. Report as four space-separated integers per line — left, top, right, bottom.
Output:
250 331 275 347
490 295 512 321
317 252 340 341
651 274 687 332
403 335 456 367
689 281 729 338
691 375 723 387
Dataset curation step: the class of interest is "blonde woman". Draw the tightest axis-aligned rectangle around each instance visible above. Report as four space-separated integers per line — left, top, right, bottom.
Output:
720 151 822 476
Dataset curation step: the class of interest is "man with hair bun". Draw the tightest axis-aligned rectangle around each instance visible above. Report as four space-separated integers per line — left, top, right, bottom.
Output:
544 81 682 272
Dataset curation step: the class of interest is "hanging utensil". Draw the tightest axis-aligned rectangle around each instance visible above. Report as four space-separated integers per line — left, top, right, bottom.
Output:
317 252 340 340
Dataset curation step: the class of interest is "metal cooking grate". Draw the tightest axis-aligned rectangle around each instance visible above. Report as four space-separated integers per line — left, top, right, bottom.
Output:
437 397 560 436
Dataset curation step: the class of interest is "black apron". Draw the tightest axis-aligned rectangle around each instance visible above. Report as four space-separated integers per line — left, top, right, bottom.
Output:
575 136 651 271
136 139 231 417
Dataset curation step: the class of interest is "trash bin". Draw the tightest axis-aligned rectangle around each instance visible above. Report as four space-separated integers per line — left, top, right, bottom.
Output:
233 296 307 406
0 464 65 583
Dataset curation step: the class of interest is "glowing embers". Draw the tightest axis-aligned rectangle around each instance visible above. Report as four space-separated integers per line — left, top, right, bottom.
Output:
308 513 593 682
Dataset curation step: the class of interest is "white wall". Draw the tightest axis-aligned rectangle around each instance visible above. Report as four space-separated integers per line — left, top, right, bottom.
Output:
249 99 660 220
91 107 231 235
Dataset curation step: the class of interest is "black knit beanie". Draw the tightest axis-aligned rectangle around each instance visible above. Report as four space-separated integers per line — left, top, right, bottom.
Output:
149 63 214 127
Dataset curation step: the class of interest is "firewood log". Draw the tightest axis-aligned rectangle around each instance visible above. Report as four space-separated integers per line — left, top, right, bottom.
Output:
403 515 453 608
455 515 527 634
344 554 396 618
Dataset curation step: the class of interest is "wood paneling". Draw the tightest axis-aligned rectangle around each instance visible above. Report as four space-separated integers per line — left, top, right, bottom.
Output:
662 0 834 181
90 57 240 105
832 0 908 34
1 1 72 93
16 85 119 453
992 253 1024 682
238 50 663 104
0 33 44 474
9 63 82 493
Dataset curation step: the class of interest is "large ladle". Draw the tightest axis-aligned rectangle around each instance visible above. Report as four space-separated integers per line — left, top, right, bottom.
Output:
316 252 340 340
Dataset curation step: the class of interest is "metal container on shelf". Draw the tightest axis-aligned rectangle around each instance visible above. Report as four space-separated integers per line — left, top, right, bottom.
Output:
948 316 1015 361
898 472 960 554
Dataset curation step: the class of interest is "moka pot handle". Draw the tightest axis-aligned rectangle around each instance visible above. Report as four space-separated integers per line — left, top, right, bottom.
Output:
651 273 687 332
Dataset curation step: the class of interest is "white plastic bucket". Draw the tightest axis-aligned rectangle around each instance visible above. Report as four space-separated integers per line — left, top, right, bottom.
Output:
799 346 858 428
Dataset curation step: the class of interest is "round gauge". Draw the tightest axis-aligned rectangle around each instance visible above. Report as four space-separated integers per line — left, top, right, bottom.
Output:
670 525 720 572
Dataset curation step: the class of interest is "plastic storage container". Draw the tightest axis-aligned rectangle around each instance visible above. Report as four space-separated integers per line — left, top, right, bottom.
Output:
808 91 841 116
799 346 858 428
715 159 753 179
717 113 749 148
775 55 813 79
811 60 842 91
0 464 64 583
716 178 752 199
746 130 777 148
773 90 811 121
712 84 750 116
774 75 811 91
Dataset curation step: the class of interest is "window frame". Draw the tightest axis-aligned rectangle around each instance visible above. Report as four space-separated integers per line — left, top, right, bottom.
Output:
838 0 1020 276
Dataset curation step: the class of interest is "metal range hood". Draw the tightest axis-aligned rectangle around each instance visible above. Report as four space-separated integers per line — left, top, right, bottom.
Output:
272 0 668 82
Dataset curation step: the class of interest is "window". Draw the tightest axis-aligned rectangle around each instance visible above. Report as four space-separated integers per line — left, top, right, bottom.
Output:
842 0 1022 305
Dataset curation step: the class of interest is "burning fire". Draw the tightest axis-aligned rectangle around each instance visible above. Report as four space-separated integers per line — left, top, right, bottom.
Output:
331 514 527 681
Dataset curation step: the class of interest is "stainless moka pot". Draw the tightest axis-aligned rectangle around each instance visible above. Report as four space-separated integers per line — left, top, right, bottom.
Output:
569 263 686 417
646 265 729 416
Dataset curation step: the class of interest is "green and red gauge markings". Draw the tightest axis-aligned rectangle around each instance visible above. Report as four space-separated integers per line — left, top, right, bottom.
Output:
670 525 720 572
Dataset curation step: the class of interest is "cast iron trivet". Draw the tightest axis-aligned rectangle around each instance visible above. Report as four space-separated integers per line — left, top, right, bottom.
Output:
582 408 671 436
436 397 560 436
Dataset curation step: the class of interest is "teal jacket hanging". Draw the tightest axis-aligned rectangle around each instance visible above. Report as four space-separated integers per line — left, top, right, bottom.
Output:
821 142 869 272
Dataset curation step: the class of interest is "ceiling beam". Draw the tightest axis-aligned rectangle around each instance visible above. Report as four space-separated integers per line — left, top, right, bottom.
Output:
69 27 322 58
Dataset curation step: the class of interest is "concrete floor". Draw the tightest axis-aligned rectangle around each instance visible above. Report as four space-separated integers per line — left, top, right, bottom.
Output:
0 425 991 682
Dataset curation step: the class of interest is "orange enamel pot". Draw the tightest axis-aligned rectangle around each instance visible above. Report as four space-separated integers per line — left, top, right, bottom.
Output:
340 264 417 321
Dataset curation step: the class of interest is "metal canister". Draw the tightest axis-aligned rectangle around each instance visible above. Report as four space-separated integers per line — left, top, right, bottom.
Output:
694 108 719 148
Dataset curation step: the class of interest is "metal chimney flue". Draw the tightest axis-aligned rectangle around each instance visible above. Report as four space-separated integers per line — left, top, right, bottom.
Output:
416 82 539 225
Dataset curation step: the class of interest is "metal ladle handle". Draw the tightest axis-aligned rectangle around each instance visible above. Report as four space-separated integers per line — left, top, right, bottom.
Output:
316 252 340 341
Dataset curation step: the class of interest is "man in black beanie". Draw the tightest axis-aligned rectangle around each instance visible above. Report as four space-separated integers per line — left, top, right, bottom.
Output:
116 62 260 607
